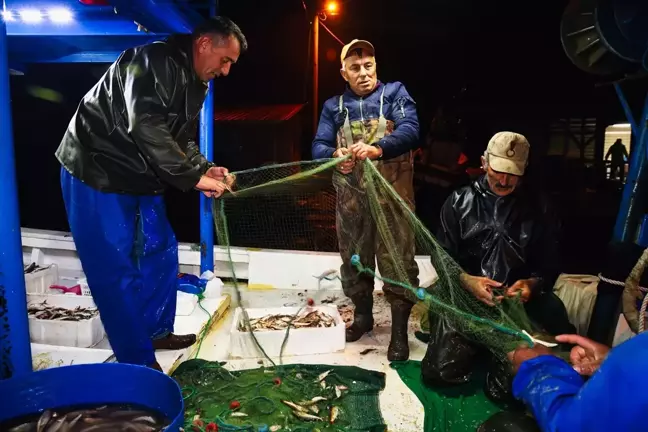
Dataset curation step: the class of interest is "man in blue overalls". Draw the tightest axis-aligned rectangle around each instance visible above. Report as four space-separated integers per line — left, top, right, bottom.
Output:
312 40 420 361
56 17 246 370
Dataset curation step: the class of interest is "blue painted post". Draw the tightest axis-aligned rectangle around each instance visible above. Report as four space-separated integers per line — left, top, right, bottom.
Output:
0 17 33 378
612 85 648 242
199 2 217 275
199 80 215 274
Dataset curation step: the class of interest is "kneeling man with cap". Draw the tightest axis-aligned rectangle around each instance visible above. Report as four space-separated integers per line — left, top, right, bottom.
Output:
422 132 575 397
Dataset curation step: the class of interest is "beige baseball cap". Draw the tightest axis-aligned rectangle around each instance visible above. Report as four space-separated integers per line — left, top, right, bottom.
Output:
485 132 530 176
340 39 375 66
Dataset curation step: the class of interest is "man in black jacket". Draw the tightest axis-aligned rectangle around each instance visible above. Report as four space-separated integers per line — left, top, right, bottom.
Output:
422 132 575 398
56 17 247 370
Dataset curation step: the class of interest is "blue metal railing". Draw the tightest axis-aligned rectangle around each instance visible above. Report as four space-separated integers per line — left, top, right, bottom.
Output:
612 84 648 243
199 80 215 274
199 1 217 274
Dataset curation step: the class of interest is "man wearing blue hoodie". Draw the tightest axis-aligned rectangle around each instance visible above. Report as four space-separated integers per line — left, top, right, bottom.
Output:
312 39 420 361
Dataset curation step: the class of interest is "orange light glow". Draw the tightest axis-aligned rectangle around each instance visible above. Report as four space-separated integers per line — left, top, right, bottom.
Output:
326 1 339 14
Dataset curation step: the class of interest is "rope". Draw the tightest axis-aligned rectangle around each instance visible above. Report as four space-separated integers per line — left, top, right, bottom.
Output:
599 271 648 333
622 248 648 334
598 273 648 293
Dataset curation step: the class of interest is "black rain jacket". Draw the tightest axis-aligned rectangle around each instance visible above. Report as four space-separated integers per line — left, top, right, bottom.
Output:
436 175 561 293
56 34 214 195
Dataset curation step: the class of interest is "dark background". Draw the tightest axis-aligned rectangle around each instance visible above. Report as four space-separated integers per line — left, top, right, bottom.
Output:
9 0 646 275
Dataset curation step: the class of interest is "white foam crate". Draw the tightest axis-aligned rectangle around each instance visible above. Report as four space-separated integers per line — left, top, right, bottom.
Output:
229 305 345 359
78 278 93 296
25 265 59 294
27 294 105 348
31 343 113 371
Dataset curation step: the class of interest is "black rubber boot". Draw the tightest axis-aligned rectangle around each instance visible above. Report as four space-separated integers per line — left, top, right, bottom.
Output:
387 300 413 361
346 294 374 342
152 333 197 350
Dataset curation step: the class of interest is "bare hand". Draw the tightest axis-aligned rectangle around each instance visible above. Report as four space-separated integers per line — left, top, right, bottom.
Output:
196 175 227 198
506 279 536 303
460 274 502 306
333 148 355 174
507 344 554 374
350 142 382 161
206 166 229 181
555 334 610 376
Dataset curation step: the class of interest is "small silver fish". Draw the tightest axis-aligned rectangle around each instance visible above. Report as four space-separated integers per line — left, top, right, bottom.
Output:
295 373 303 379
133 416 156 424
316 370 332 382
330 406 340 424
230 412 248 418
320 380 326 389
65 414 83 430
309 405 320 414
269 426 282 432
281 400 307 412
335 387 342 399
298 396 327 406
44 418 65 432
37 410 53 432
9 424 34 432
292 410 323 422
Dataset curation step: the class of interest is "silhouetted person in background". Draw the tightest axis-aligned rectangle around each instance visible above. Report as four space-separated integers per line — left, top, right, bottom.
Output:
605 139 629 182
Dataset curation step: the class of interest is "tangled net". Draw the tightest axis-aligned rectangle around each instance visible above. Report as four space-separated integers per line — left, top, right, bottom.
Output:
175 157 541 431
173 360 386 432
214 158 537 354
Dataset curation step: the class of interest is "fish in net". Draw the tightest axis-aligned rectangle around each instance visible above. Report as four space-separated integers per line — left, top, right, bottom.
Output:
172 360 386 432
175 157 549 431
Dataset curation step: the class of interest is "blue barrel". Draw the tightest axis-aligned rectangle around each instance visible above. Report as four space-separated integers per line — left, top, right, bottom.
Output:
0 363 184 430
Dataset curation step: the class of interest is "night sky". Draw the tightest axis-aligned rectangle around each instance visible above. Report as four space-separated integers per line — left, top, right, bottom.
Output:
8 0 642 274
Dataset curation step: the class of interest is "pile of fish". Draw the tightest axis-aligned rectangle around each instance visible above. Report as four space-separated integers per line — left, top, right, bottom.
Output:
4 405 169 432
27 301 98 322
281 370 346 425
239 310 336 332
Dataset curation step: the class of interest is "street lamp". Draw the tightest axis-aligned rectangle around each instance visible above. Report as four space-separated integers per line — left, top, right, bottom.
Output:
326 1 339 16
313 1 340 132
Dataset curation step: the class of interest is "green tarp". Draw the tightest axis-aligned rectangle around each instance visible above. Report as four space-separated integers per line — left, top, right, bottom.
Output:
391 361 501 432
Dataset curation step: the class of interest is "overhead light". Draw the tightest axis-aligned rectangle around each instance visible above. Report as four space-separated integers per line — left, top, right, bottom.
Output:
19 9 43 23
48 7 73 23
1 10 15 21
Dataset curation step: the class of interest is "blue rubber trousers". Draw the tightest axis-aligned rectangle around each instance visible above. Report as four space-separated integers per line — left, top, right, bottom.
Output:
60 167 178 366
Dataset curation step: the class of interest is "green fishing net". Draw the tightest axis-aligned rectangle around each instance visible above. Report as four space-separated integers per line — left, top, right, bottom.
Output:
213 158 537 358
172 360 387 432
174 157 543 431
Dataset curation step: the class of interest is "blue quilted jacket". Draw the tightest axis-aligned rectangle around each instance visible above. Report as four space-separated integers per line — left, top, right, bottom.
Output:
311 81 420 160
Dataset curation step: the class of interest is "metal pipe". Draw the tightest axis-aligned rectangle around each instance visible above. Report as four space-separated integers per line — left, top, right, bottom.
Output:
199 1 217 275
612 86 648 242
312 15 319 134
0 17 33 379
199 76 215 274
614 83 639 137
